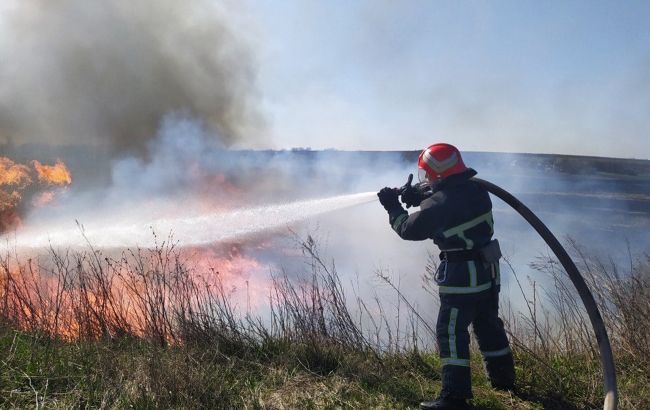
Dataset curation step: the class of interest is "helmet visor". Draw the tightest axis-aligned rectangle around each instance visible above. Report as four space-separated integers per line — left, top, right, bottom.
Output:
418 167 431 183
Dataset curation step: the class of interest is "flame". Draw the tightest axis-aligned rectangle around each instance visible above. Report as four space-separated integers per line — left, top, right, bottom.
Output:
0 242 272 341
0 156 72 233
0 191 22 232
0 157 29 231
0 157 32 187
33 159 72 185
188 244 271 310
0 189 21 208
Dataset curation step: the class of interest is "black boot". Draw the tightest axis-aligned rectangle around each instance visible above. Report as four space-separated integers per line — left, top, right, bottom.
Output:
484 353 515 391
420 395 470 410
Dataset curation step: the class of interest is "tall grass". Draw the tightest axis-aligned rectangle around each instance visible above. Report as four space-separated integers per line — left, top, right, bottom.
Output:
500 241 650 409
0 234 648 408
0 234 440 408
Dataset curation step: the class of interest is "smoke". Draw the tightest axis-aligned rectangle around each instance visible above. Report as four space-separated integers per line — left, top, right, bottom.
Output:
0 0 261 156
5 114 408 246
2 113 648 347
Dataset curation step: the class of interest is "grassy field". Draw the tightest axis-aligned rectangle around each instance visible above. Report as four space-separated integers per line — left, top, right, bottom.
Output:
0 328 600 409
1 237 649 409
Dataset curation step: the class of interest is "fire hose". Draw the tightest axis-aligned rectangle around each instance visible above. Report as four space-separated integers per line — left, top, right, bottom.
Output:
472 177 617 410
395 175 618 410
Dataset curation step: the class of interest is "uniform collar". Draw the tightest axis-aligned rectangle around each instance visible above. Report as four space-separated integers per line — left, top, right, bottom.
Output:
431 168 477 192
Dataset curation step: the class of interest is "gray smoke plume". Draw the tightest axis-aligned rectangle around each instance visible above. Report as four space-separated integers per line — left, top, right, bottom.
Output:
0 0 261 156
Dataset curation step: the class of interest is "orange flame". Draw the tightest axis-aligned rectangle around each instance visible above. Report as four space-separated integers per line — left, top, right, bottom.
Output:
0 191 22 232
0 157 32 187
0 243 272 342
33 159 72 185
1 156 73 233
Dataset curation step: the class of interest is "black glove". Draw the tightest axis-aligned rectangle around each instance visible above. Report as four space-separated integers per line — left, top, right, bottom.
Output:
377 187 401 212
400 185 425 208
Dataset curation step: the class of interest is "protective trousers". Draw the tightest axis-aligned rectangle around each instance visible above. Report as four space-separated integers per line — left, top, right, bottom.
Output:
436 291 514 399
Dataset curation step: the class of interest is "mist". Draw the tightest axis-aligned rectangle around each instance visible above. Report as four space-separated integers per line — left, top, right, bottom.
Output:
2 113 648 348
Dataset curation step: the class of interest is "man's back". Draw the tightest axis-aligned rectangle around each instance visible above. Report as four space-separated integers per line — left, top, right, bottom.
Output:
389 168 497 294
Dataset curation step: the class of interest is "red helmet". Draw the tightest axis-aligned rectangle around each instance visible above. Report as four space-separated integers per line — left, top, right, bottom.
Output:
417 143 467 182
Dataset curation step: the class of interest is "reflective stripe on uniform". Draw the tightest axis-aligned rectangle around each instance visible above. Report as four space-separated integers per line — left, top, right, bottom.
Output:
391 213 408 231
448 307 459 359
442 211 494 249
438 281 492 294
468 261 477 287
481 346 511 357
496 263 501 286
441 357 470 367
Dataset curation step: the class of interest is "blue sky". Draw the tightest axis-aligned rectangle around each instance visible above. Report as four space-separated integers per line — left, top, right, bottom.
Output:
244 1 650 158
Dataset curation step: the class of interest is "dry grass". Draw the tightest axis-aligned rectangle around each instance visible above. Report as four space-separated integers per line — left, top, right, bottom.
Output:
499 240 650 409
0 234 649 408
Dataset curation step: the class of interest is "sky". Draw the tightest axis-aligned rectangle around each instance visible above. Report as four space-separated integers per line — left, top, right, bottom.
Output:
0 1 649 159
244 1 650 158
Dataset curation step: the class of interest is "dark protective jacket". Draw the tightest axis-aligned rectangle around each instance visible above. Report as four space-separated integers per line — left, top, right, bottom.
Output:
388 169 499 294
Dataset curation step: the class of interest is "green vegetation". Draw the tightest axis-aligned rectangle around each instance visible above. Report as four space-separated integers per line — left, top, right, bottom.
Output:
0 328 539 409
1 237 648 409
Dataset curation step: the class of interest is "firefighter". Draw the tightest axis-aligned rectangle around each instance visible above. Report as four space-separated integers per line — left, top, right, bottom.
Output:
377 143 515 410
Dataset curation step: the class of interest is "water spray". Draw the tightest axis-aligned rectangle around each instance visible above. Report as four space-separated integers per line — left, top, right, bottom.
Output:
2 192 377 250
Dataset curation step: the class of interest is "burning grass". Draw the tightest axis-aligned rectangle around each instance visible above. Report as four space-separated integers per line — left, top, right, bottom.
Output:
0 235 649 408
0 156 72 233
